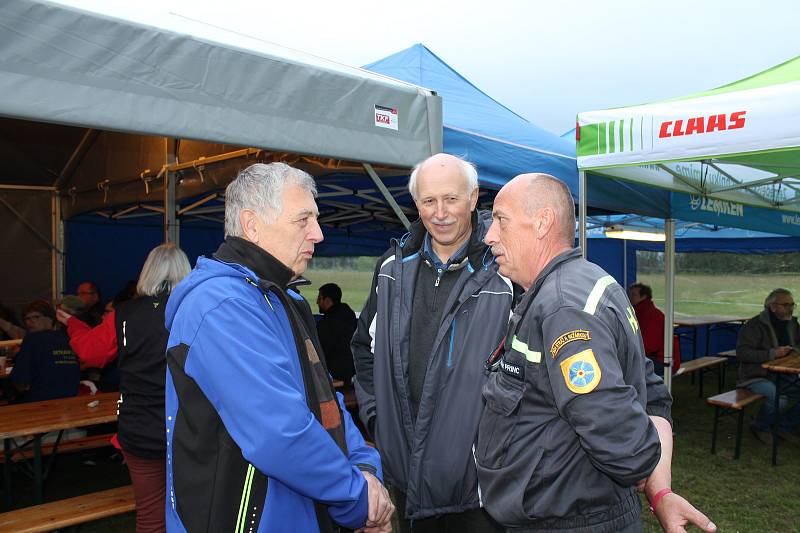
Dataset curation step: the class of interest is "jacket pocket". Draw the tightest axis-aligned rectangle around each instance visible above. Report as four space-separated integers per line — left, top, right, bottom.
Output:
475 373 524 469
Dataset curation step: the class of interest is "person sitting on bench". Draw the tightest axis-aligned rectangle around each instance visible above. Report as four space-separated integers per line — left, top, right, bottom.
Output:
9 300 80 403
736 288 800 445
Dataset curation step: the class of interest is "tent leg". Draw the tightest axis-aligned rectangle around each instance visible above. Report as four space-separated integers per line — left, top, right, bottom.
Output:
164 139 179 245
51 192 64 300
663 219 675 392
579 171 587 256
623 239 628 286
363 163 411 230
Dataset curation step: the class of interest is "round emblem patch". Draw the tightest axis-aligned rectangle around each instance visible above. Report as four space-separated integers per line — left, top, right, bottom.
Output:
569 360 596 388
559 348 602 394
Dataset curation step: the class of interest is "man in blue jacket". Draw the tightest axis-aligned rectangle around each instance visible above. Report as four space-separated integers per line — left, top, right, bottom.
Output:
165 162 393 533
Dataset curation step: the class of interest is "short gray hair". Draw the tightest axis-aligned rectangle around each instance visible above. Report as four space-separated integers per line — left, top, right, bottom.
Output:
408 155 478 200
765 288 793 306
224 163 317 237
136 243 191 297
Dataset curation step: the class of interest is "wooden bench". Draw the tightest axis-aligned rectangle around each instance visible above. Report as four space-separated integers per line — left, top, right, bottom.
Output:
0 484 135 533
0 433 114 464
676 356 727 397
707 389 764 459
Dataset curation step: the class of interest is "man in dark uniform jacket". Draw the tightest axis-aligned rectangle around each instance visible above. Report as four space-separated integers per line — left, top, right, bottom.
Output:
478 173 717 533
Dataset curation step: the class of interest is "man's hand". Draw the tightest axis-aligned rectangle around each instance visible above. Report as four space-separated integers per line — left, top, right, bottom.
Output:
56 308 72 326
774 346 794 358
652 491 717 533
360 471 394 530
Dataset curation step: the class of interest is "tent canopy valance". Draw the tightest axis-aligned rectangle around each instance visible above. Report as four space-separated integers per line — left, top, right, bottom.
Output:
0 0 442 185
576 55 800 236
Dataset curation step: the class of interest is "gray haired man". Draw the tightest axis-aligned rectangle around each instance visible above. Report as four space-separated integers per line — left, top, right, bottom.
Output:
165 162 393 532
737 288 800 444
353 153 511 532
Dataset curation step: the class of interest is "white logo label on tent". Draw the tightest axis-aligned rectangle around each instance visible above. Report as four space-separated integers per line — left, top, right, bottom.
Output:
374 105 398 131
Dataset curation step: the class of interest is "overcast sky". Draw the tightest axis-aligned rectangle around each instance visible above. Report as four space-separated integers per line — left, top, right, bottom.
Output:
61 0 799 135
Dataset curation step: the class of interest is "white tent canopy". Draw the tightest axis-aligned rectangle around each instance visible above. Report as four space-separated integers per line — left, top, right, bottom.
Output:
576 55 800 390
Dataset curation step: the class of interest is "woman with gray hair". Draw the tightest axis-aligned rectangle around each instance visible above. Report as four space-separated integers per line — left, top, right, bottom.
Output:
59 243 190 533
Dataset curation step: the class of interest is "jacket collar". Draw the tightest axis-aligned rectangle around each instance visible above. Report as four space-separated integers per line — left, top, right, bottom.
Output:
400 210 491 268
634 298 657 314
529 247 582 295
214 236 295 289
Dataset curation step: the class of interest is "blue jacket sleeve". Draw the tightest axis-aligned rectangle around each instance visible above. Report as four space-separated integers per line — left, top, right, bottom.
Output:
338 390 381 477
184 297 370 529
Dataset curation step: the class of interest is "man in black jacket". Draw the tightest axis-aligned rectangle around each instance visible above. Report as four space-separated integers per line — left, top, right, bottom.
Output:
353 153 511 532
316 283 357 383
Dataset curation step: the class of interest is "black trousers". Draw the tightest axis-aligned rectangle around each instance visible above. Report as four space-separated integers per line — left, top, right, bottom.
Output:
392 489 503 533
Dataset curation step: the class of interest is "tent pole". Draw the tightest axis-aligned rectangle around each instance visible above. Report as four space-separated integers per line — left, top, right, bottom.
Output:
363 163 411 229
579 170 587 256
54 128 99 190
663 218 675 392
164 139 179 244
623 239 628 286
51 192 64 300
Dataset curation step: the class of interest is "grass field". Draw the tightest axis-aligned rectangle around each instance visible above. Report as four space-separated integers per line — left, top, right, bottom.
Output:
302 267 376 313
304 268 798 320
638 272 799 318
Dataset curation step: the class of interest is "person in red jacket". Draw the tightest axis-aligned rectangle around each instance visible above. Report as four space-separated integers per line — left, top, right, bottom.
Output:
57 243 191 533
629 283 681 375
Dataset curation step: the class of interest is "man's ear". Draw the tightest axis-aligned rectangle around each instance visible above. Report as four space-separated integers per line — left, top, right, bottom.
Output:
469 187 479 211
239 209 260 243
536 207 556 238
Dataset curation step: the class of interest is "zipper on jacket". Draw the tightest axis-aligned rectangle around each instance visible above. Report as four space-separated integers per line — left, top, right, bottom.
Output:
431 268 443 311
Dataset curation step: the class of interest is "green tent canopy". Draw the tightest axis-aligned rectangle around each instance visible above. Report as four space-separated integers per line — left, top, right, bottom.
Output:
577 55 800 227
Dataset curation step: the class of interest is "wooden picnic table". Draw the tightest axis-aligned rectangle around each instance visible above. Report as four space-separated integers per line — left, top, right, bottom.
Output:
673 315 749 328
0 392 119 506
0 339 22 350
762 352 800 466
674 315 749 359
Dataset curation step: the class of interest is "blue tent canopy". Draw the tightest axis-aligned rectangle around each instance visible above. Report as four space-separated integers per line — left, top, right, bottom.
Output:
365 44 578 194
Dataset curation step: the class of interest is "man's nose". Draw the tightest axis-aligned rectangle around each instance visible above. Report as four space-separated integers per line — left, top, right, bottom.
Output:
434 200 447 220
309 218 324 243
484 221 497 245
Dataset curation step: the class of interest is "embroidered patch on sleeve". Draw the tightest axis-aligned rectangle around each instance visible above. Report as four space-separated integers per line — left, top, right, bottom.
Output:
550 329 591 358
559 349 602 394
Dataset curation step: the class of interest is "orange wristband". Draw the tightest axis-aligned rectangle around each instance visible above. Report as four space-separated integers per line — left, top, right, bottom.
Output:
649 487 672 513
